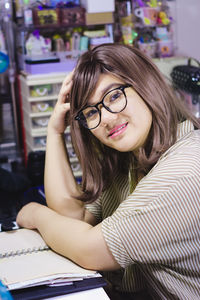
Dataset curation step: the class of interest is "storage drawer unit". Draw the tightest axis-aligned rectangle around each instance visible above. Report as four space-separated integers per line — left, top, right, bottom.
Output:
18 73 82 179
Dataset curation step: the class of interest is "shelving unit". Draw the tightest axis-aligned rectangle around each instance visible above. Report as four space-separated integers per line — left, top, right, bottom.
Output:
18 71 82 179
15 2 115 181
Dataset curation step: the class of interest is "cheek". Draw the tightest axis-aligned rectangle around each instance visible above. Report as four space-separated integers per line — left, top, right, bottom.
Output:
91 128 103 141
127 98 152 134
139 107 152 134
132 97 151 120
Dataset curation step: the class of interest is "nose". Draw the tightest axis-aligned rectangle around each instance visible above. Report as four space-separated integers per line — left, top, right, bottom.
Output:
100 107 118 126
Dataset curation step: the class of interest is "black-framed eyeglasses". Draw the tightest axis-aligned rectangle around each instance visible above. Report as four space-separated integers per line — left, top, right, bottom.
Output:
74 85 131 130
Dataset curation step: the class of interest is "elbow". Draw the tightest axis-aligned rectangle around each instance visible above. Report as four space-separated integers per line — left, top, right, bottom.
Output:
76 250 118 272
70 238 99 271
72 244 107 272
75 250 98 271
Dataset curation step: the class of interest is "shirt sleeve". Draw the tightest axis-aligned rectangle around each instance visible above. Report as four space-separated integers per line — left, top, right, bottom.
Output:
102 131 200 269
85 171 130 223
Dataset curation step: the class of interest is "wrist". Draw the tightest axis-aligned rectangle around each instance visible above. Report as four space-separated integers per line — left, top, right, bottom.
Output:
33 204 54 229
47 125 65 136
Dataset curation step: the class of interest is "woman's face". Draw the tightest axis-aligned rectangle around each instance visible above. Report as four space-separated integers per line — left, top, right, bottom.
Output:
87 74 152 153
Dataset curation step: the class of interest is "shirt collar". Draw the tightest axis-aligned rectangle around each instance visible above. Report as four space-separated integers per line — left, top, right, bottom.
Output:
176 119 194 141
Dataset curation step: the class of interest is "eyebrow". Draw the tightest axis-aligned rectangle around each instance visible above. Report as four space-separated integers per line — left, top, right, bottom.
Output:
88 82 124 105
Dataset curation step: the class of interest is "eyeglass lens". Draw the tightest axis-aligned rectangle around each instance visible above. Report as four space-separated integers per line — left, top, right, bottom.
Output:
82 87 127 129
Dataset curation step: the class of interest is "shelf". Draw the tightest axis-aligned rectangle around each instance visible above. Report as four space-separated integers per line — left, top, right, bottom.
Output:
25 95 58 102
19 73 67 86
29 111 52 118
16 23 109 32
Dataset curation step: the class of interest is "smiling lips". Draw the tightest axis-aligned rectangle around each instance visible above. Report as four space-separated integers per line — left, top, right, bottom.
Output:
108 122 128 138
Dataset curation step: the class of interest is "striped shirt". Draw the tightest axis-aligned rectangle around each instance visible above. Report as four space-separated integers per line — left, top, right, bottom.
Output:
86 120 200 299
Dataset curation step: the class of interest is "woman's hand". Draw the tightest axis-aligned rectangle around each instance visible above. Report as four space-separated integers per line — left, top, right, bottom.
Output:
16 202 44 230
48 70 74 135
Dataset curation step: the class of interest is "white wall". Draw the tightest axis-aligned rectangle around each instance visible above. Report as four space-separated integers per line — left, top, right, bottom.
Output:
171 0 200 61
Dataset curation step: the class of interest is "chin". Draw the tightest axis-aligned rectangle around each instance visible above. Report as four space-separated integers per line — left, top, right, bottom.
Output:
112 144 134 152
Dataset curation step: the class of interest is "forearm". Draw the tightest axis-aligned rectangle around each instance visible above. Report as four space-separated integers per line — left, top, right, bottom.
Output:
16 203 120 271
33 205 93 267
44 130 85 220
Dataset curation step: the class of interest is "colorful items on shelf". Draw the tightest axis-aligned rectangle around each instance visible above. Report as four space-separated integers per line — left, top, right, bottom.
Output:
157 11 170 26
19 0 175 74
137 31 173 58
59 6 86 26
155 27 173 58
32 117 49 128
33 7 61 27
133 1 171 27
25 31 51 57
31 102 54 113
21 0 115 70
31 1 115 27
24 25 113 66
116 1 138 46
147 0 158 8
134 0 158 8
30 84 52 97
137 41 157 58
0 51 9 73
32 1 86 27
131 0 173 58
49 0 80 7
157 39 173 58
0 29 9 73
134 6 158 26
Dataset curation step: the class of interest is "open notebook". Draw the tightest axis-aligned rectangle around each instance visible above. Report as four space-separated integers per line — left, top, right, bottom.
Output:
0 228 98 291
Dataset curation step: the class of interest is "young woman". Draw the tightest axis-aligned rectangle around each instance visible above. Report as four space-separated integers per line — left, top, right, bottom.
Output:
17 44 200 299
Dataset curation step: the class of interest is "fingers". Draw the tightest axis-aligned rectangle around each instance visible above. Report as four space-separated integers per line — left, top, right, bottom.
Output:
51 70 74 133
61 69 75 88
57 82 72 104
48 100 71 134
52 102 70 119
61 102 70 116
58 70 75 104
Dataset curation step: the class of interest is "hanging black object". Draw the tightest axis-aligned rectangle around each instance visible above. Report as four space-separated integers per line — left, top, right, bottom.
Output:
27 151 45 186
0 167 30 231
171 58 200 94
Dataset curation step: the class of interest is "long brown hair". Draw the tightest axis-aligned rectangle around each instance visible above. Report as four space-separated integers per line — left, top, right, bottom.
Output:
69 43 200 202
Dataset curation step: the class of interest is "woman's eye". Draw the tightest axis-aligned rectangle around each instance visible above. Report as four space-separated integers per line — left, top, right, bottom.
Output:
85 109 98 119
109 91 122 102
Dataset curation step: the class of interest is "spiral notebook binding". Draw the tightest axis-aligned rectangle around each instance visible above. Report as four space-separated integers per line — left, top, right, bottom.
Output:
0 245 49 258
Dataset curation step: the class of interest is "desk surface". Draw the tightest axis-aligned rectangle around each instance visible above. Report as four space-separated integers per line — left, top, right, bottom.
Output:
43 287 110 300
